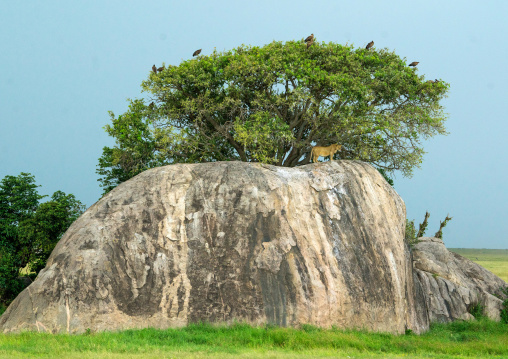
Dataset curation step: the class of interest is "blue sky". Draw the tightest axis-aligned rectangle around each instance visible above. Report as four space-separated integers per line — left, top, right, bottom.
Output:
1 1 507 248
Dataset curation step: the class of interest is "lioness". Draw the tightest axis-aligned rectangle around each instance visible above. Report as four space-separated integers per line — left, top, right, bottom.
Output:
310 144 342 163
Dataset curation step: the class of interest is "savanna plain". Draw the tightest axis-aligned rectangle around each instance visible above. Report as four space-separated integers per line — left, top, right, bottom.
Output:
0 249 506 359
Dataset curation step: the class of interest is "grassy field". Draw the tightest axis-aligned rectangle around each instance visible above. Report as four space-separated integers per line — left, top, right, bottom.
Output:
0 320 507 359
1 249 506 358
448 248 508 282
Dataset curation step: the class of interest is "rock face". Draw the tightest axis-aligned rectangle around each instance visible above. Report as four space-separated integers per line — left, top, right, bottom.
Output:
0 160 428 334
413 237 506 322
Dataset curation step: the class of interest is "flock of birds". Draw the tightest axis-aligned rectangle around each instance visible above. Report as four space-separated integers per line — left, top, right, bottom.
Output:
150 35 439 83
364 38 419 67
366 39 439 83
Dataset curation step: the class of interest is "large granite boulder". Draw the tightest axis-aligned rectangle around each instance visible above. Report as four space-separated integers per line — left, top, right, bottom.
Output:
0 161 428 334
413 237 506 322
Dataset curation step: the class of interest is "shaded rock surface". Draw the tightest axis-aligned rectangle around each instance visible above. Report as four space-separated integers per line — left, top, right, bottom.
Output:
413 237 506 322
0 161 427 334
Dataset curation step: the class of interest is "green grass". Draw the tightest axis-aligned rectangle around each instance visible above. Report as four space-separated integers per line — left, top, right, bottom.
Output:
0 320 507 358
448 248 508 282
2 248 507 358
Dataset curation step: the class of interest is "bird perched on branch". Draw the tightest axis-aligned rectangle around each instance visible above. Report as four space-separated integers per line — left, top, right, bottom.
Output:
157 66 164 72
366 41 374 50
304 34 314 43
307 39 314 49
152 65 157 73
409 61 419 67
193 49 202 57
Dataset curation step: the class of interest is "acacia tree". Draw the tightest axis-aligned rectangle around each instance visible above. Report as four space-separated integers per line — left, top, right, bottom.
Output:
97 39 448 191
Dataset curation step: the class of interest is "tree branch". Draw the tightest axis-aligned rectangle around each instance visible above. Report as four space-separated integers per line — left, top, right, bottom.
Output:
204 114 248 161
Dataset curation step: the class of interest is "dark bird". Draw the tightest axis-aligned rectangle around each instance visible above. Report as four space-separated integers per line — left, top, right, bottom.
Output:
434 79 440 83
193 49 202 57
409 61 419 67
366 41 374 50
149 102 154 108
304 34 314 43
307 40 314 49
157 66 164 72
152 64 157 73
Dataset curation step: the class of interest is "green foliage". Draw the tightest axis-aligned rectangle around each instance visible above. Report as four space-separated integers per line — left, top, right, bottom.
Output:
233 112 294 163
0 173 43 304
0 173 44 243
500 286 508 324
98 39 449 191
0 250 25 306
406 212 453 248
377 168 394 186
96 100 174 193
404 218 419 249
300 324 321 333
1 319 507 358
435 214 453 239
0 174 85 306
467 302 485 319
417 211 430 238
17 191 85 273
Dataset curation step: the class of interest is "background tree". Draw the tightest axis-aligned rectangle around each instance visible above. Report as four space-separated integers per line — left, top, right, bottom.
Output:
0 173 85 307
0 173 43 305
17 191 85 273
98 39 448 192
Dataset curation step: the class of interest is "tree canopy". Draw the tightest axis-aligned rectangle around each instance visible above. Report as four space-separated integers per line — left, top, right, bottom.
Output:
0 173 85 305
97 39 448 192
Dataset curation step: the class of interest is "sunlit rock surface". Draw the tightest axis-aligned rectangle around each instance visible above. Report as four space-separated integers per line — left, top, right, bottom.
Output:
0 161 427 334
413 237 506 322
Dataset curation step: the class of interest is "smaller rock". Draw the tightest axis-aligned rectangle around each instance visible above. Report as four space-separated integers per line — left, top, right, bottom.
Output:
413 237 507 322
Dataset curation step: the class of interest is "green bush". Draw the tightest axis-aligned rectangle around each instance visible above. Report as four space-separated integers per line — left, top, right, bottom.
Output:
467 301 485 320
500 286 508 324
405 218 418 248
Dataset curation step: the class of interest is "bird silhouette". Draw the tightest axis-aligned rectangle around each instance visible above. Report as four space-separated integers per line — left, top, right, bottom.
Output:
409 62 419 67
434 79 440 83
304 34 314 43
157 66 164 72
193 49 202 57
152 65 157 73
366 41 374 50
307 40 314 49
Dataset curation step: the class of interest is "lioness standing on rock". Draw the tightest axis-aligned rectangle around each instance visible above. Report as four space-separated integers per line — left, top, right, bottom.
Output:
311 144 342 163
